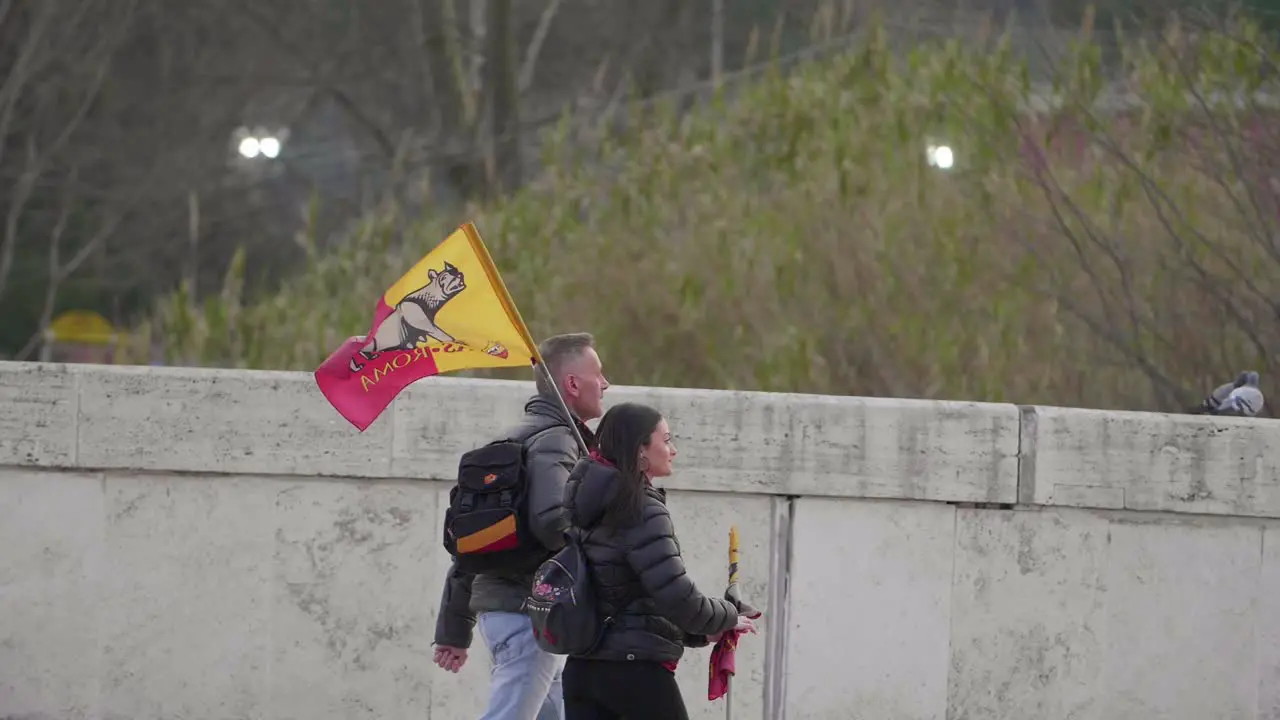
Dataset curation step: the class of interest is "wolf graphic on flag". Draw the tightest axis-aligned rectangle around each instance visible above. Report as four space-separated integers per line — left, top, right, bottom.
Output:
315 223 541 432
349 261 466 372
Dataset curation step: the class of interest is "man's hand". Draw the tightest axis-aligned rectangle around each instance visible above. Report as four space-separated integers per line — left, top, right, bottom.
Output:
433 645 468 673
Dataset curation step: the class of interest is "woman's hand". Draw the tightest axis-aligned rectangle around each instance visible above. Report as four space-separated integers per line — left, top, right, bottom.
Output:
709 615 760 644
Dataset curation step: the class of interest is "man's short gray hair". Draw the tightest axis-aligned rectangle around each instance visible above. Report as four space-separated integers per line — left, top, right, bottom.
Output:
535 332 595 397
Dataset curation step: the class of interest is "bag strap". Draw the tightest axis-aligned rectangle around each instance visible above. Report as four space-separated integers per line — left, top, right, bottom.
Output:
568 523 633 644
502 418 572 447
570 525 619 657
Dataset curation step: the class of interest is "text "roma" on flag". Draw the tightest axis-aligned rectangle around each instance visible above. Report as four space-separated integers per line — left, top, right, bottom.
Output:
315 222 538 432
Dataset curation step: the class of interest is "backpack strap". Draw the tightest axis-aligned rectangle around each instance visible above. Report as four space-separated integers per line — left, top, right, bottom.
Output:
496 418 572 451
471 422 572 519
570 522 634 643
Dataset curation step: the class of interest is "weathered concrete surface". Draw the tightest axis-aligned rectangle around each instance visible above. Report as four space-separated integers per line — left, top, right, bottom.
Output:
586 386 1020 503
1021 405 1280 518
786 497 956 720
0 470 103 718
4 362 1280 720
79 364 399 478
0 469 441 720
0 362 1020 504
1257 526 1280 720
947 507 1109 719
785 503 1279 720
1100 518 1260 719
0 475 772 720
0 362 77 467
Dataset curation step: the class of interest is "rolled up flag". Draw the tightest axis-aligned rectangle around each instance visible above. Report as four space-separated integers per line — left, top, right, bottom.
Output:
315 222 540 431
710 526 762 702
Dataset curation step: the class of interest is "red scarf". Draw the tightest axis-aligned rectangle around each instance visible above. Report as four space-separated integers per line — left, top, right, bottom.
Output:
589 450 655 487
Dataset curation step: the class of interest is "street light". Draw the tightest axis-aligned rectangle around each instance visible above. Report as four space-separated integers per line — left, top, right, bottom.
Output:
926 143 954 170
238 134 281 159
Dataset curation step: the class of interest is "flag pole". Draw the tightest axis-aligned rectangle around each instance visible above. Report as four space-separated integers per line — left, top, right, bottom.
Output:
727 526 739 719
461 222 589 455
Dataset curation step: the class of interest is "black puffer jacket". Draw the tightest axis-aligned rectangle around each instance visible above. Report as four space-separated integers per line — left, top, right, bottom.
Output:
563 458 738 663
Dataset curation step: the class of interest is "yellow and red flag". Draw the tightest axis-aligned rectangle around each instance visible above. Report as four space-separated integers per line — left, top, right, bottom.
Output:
315 222 538 431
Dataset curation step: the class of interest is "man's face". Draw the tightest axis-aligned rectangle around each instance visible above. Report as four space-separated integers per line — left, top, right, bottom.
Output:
563 347 609 421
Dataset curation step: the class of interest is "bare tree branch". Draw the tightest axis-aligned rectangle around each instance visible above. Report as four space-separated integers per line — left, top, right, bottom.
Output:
518 0 563 94
16 166 76 361
470 0 520 195
0 4 60 301
0 0 134 304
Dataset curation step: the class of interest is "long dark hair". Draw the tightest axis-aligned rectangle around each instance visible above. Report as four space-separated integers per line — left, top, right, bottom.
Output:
594 402 663 528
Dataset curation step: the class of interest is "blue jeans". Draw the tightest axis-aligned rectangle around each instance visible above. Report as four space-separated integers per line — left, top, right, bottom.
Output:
477 611 565 720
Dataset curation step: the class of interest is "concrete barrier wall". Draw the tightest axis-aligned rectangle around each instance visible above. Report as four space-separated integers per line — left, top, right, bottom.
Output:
2 362 1279 720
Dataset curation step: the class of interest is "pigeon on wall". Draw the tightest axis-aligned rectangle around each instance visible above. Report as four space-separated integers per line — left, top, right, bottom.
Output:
1192 372 1250 414
1215 371 1265 417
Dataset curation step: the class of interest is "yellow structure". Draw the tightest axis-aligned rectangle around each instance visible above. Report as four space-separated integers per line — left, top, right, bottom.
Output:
41 310 122 364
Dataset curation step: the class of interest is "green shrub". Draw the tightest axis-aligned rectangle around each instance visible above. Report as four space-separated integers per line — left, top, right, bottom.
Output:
131 12 1280 412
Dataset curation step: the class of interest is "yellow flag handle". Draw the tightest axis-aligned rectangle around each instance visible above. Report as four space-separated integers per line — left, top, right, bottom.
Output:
726 525 741 708
728 526 740 586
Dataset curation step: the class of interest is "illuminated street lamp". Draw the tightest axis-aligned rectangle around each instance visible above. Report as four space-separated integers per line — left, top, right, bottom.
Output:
233 126 287 161
926 143 954 170
238 134 282 159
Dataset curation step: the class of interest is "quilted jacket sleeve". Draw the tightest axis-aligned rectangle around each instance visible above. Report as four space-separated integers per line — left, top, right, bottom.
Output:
433 559 476 648
524 425 579 551
624 501 738 637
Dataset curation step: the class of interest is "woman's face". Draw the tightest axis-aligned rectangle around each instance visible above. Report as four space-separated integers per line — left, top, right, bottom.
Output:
640 417 677 478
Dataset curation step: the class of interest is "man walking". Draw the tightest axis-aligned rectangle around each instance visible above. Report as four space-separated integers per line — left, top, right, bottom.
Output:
433 333 609 720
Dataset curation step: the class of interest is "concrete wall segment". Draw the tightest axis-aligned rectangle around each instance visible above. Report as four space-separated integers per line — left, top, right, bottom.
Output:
6 362 1280 719
1023 403 1280 518
1 362 1020 504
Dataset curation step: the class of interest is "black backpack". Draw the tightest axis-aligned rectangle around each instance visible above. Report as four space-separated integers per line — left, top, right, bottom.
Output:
442 423 566 576
526 526 611 656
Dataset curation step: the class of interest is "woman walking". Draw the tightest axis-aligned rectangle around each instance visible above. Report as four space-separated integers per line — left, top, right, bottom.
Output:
561 401 758 720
